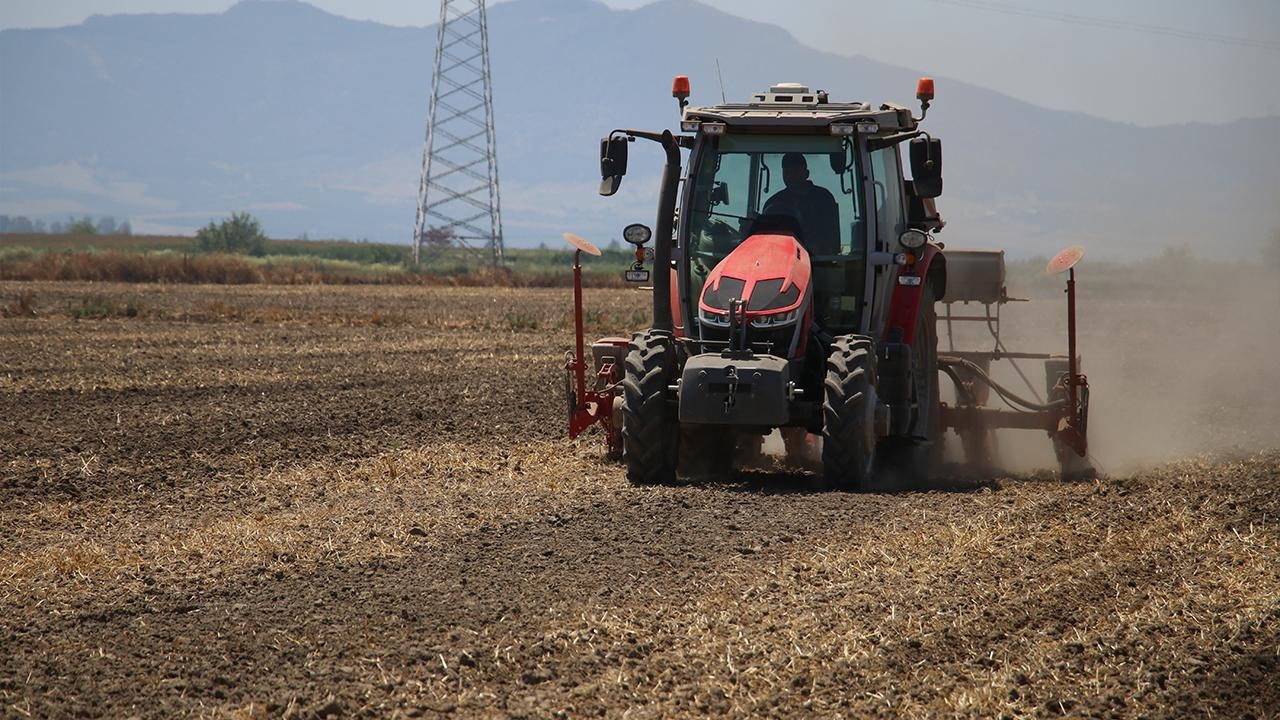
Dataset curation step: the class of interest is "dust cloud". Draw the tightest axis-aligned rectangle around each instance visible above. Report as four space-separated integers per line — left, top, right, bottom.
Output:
944 254 1280 474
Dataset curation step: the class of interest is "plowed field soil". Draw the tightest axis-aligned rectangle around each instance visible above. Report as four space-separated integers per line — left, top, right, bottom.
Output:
2 279 1277 719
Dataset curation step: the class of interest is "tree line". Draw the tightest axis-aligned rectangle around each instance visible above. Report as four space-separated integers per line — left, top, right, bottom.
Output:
0 215 132 235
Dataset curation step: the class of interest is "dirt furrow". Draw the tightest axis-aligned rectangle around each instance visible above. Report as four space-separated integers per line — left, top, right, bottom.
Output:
2 281 1277 719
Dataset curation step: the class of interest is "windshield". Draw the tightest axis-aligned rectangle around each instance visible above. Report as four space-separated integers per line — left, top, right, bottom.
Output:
683 133 868 333
684 134 864 263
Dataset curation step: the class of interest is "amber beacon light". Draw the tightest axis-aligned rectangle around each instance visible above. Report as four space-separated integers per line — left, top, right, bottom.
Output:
672 75 691 101
916 77 935 102
915 77 935 120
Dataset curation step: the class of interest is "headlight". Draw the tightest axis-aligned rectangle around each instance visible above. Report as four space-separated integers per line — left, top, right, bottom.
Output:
700 308 799 328
623 223 652 246
699 308 729 327
750 309 798 327
899 229 928 250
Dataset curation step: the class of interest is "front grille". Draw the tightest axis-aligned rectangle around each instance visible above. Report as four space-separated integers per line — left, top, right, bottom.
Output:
696 321 797 357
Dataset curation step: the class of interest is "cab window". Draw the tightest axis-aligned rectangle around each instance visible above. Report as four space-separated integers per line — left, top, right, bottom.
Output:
869 147 905 251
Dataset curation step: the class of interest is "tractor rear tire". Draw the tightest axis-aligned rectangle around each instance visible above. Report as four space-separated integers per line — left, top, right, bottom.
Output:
781 427 815 467
822 335 878 491
877 281 941 488
621 330 679 485
736 433 766 467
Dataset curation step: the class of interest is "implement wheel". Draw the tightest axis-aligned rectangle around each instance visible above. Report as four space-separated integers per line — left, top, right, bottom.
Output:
822 335 878 491
956 357 999 471
1046 360 1096 482
621 330 679 485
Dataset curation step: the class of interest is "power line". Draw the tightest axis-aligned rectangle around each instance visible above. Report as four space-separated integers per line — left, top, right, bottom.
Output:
925 0 1280 52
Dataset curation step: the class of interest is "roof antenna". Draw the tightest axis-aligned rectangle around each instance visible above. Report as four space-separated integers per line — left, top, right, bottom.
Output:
715 58 727 103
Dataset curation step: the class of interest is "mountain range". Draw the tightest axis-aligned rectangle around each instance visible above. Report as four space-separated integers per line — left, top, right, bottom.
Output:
2 0 1278 257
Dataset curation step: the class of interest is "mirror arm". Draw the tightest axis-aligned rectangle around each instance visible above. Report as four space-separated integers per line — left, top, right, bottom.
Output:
615 129 665 144
610 128 695 151
602 128 682 332
867 130 925 152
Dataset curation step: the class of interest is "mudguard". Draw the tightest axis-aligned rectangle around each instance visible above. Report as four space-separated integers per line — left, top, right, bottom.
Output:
883 243 945 345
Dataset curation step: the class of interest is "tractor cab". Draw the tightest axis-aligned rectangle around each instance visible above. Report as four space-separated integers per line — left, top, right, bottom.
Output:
676 81 945 347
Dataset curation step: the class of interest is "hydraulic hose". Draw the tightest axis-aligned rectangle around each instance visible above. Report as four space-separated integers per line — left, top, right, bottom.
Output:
939 355 1065 413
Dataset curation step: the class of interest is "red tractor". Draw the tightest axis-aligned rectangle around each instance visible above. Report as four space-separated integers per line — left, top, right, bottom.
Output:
566 77 1093 488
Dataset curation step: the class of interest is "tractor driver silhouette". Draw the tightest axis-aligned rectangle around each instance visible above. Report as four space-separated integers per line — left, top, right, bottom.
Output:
759 152 841 255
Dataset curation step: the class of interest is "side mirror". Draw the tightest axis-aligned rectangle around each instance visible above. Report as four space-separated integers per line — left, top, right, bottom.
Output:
828 139 854 174
909 137 943 198
599 136 629 196
710 181 729 207
829 152 845 174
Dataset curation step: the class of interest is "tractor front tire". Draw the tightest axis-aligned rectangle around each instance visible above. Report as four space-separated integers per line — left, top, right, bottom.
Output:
621 330 679 485
822 335 878 491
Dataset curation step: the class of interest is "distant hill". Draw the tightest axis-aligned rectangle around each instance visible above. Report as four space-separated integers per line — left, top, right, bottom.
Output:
2 0 1278 257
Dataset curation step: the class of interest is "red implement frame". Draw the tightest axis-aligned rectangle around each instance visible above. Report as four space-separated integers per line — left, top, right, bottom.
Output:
935 247 1090 475
1055 265 1088 456
565 247 625 454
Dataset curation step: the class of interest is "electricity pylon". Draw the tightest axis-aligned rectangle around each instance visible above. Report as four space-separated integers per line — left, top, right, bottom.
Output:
413 0 504 266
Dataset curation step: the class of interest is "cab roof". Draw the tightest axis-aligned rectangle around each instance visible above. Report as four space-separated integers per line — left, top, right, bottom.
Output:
682 83 918 134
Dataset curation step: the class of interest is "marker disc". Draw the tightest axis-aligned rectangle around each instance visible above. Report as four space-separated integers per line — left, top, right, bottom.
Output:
1047 245 1085 274
563 232 602 257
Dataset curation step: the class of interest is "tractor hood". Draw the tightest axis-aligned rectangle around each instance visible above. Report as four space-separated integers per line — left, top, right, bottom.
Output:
699 234 812 318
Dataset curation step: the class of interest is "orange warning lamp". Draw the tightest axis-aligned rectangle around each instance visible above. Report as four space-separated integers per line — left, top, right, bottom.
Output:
915 77 935 121
916 77 935 102
672 75 691 101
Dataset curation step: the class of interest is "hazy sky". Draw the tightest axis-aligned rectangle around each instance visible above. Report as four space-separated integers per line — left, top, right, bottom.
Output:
3 0 1277 125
